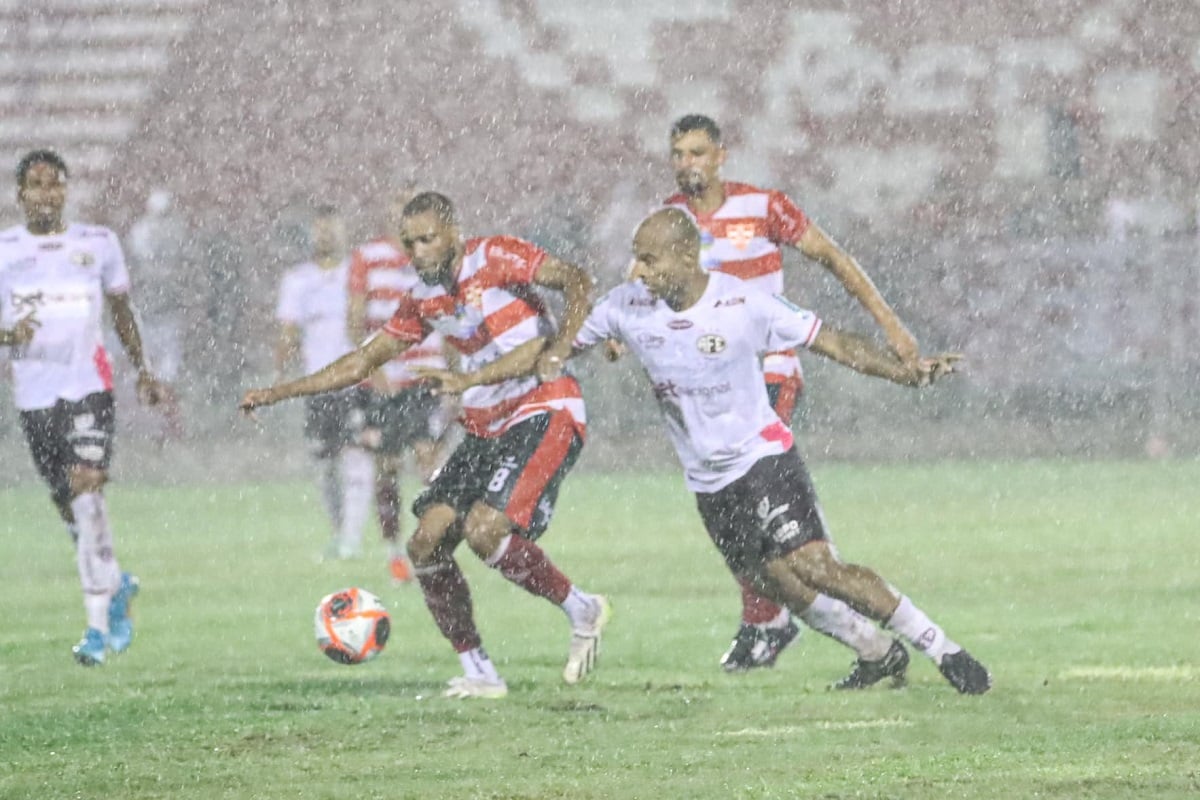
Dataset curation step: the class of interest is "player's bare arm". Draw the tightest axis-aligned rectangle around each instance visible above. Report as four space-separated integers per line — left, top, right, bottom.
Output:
795 224 920 365
274 322 301 382
0 312 40 346
107 293 167 405
809 326 956 387
531 256 594 381
240 331 407 412
415 336 548 396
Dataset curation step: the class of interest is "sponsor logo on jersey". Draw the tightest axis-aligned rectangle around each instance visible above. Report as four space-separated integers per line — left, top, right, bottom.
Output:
69 251 95 267
667 319 693 330
714 296 745 307
696 334 726 354
635 332 665 349
652 380 732 400
38 242 64 251
725 222 756 250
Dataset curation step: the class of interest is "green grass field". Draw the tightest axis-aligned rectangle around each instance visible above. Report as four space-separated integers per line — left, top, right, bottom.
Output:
2 461 1198 799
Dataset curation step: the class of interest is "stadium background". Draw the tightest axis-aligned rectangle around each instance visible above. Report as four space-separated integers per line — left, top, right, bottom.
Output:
2 0 1199 483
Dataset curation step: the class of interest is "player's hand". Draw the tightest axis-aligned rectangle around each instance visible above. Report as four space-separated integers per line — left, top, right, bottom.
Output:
414 366 473 396
3 313 40 346
603 338 626 362
239 387 279 415
135 370 170 406
915 353 962 387
535 345 570 382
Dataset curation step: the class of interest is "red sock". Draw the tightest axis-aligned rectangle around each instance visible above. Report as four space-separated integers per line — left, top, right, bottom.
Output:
415 559 481 652
739 577 785 625
376 473 400 542
487 534 572 605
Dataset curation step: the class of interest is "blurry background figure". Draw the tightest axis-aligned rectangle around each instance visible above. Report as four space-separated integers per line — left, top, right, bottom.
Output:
127 189 189 444
348 187 454 584
274 205 374 560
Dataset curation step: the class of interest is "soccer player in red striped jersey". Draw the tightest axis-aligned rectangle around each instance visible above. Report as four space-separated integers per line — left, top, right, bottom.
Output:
241 192 608 698
347 189 453 584
662 114 922 673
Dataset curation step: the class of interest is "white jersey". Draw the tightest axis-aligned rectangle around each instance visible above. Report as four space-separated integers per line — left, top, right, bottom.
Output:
0 223 130 411
275 260 354 374
575 273 822 492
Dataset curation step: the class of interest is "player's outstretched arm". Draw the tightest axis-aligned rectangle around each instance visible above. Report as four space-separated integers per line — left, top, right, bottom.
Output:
240 332 406 412
809 325 939 387
415 336 548 396
796 224 919 365
107 293 168 405
532 256 594 381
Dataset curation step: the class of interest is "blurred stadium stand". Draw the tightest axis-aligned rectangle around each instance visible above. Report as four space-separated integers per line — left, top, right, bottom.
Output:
2 0 1200 480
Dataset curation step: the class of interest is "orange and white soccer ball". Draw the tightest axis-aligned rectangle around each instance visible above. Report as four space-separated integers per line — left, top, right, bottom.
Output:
314 587 391 664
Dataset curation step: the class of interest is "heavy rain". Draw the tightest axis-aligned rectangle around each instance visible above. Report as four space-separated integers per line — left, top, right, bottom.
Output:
1 1 1197 797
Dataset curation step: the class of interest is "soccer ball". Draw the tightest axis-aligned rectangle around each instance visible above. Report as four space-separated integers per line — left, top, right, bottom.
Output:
313 587 391 665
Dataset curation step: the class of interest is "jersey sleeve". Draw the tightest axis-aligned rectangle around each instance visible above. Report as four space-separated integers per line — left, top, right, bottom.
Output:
573 286 622 351
102 229 132 295
485 236 548 286
380 294 426 343
766 190 811 245
347 248 369 295
275 271 302 324
760 293 822 352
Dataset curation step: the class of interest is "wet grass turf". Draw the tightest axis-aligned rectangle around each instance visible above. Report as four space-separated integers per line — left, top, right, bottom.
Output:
1 460 1198 798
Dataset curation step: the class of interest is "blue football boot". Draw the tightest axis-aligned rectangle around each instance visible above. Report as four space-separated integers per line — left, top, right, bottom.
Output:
107 572 140 654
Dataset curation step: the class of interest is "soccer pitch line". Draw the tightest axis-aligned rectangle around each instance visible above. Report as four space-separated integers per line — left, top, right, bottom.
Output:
1059 665 1198 682
718 718 914 737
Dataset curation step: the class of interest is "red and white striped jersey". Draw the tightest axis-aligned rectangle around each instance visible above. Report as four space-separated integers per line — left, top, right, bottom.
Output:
0 223 129 410
348 237 446 390
663 181 810 294
663 181 811 382
382 235 584 439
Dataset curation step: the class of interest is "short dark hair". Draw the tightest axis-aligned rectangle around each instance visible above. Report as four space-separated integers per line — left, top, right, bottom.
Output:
16 149 69 186
670 114 722 144
402 191 455 224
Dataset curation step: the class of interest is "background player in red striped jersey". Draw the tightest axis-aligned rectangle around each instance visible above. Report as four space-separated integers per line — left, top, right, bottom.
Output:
275 205 375 561
660 114 924 673
242 192 609 698
347 188 454 584
0 150 164 665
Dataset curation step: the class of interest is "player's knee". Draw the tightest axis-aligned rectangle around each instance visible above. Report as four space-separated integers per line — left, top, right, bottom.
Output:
68 466 106 496
408 505 457 565
786 541 842 591
463 504 510 559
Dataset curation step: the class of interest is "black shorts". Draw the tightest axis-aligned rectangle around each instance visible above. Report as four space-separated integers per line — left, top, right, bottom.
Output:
695 447 829 577
304 387 369 459
365 386 444 455
413 411 583 540
19 392 116 504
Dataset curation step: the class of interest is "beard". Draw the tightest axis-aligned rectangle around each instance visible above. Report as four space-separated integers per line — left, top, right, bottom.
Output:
676 170 707 197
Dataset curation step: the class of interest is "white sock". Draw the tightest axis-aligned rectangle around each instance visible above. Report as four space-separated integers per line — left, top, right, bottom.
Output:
797 593 893 661
313 456 342 530
560 585 594 625
762 608 791 630
458 647 501 682
71 492 121 633
338 447 375 552
885 595 961 664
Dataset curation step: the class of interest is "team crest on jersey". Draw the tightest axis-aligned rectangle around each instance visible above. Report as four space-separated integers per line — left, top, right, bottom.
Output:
69 250 95 267
725 222 756 251
696 334 726 354
462 283 484 309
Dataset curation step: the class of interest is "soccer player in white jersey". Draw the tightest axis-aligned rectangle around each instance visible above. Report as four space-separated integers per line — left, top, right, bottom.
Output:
0 150 166 665
575 209 990 694
275 205 374 560
243 192 609 698
661 114 925 673
348 188 453 584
